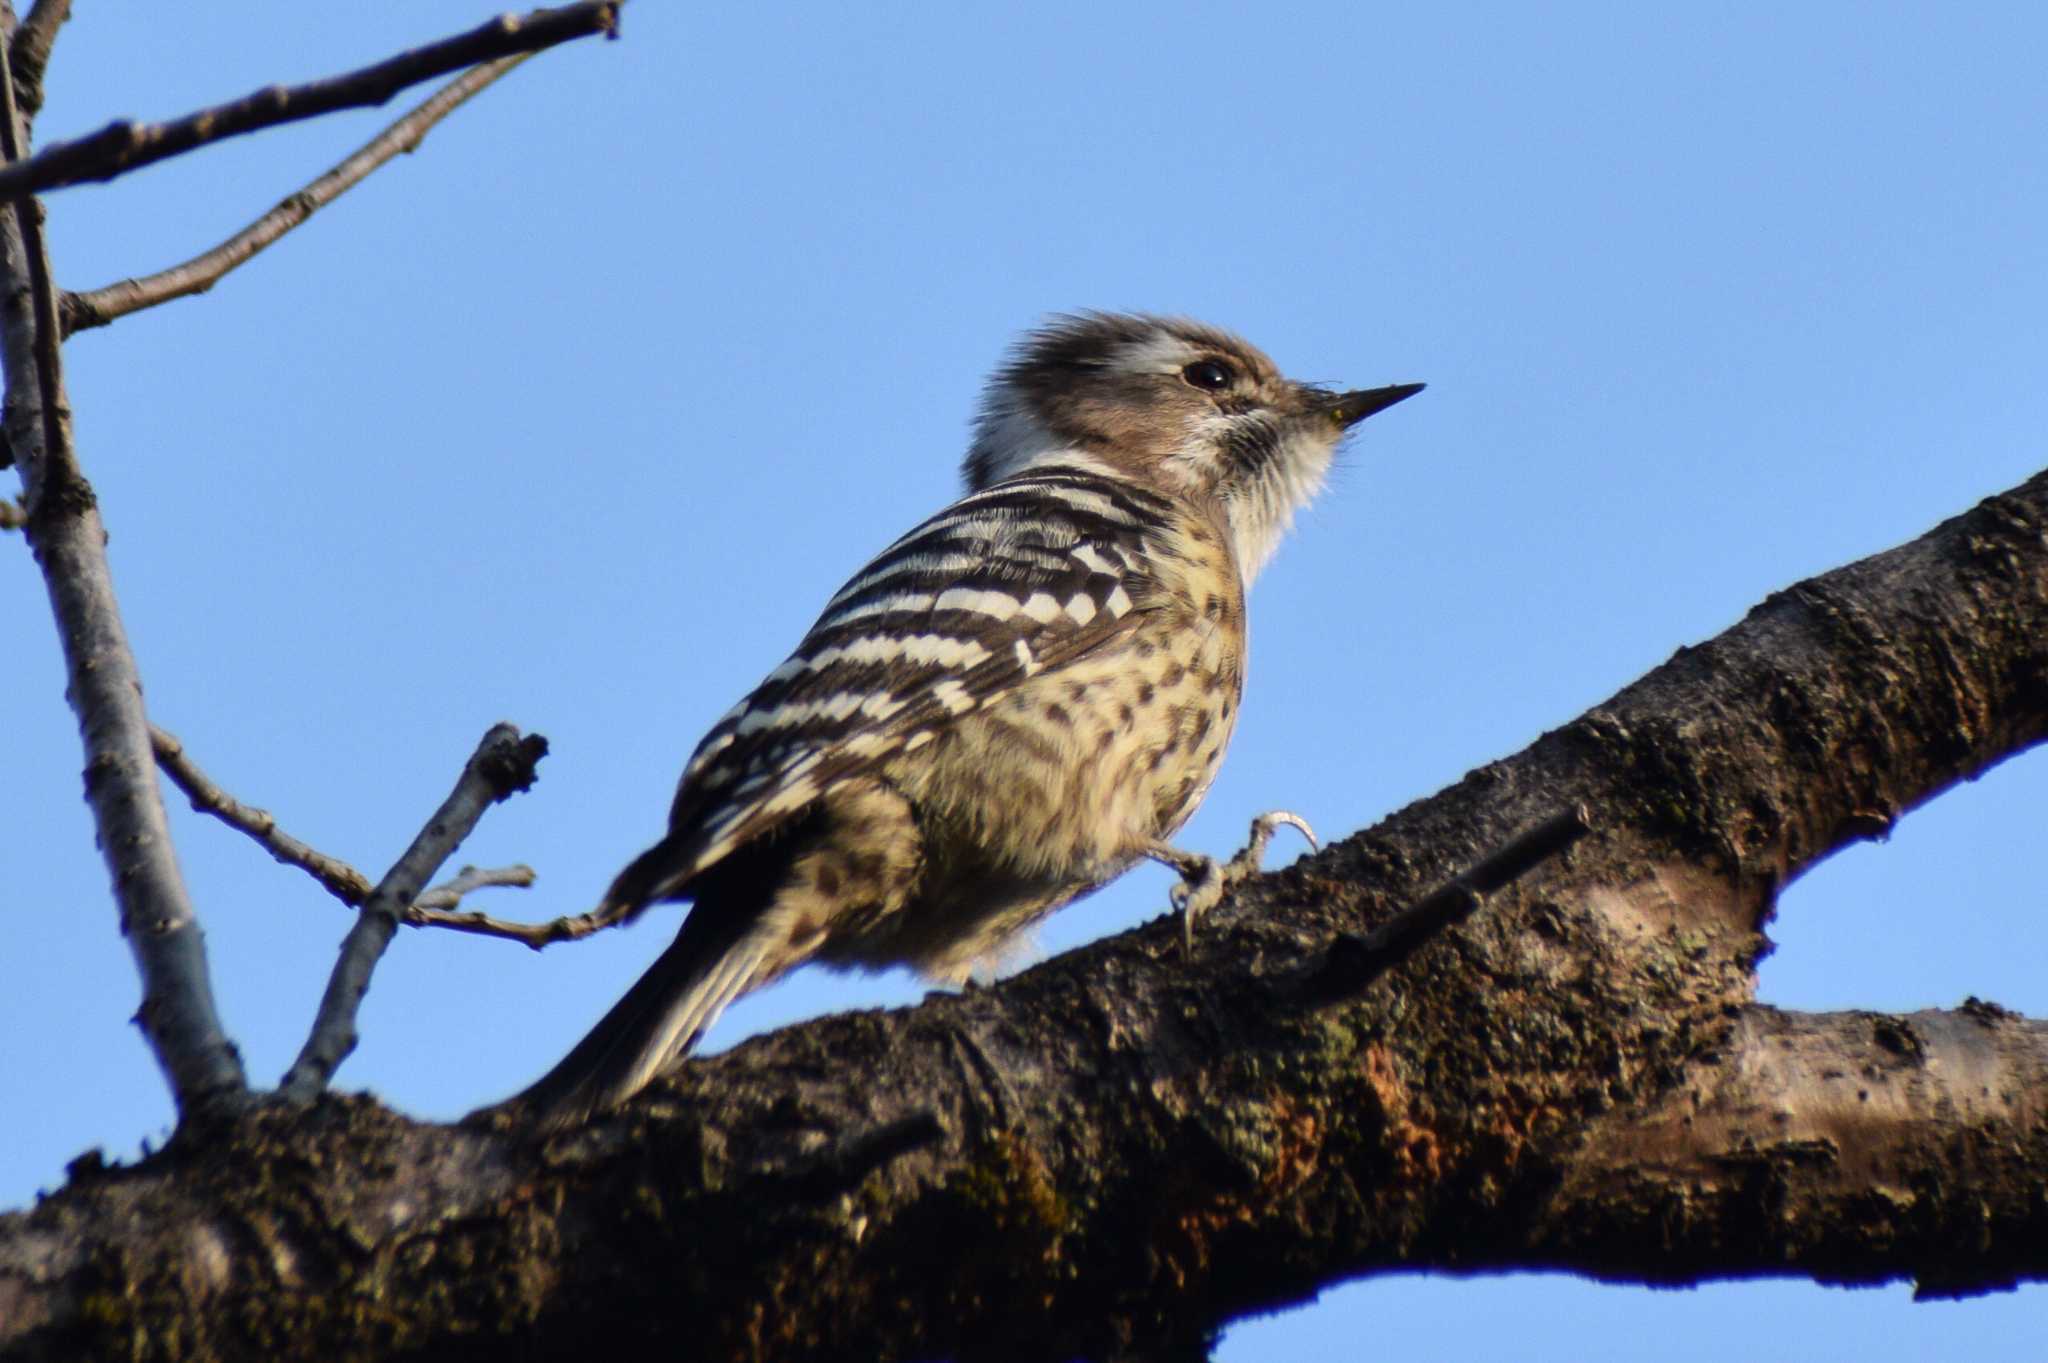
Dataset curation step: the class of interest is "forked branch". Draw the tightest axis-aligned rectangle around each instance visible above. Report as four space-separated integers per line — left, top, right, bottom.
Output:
152 723 632 949
279 724 548 1100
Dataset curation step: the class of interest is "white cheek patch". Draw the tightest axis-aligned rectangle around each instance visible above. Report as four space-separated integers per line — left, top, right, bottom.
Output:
1224 424 1338 585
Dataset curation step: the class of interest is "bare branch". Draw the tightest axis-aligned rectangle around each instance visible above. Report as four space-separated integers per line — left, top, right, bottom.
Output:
0 3 620 202
0 31 246 1113
401 891 641 949
64 54 532 336
152 722 374 905
414 863 539 912
0 493 22 528
153 722 605 947
6 0 72 117
278 725 547 1101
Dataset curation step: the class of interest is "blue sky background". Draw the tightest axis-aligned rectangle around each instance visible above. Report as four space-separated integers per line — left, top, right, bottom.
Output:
4 4 2045 1357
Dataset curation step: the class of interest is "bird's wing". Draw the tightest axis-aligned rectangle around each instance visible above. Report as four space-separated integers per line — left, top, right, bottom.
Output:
633 466 1183 904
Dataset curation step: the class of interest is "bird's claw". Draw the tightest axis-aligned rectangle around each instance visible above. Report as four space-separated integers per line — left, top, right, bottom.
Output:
1175 809 1318 955
1228 810 1317 875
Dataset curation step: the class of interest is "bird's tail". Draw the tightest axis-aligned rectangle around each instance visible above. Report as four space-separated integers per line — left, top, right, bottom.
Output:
507 838 781 1126
511 907 776 1125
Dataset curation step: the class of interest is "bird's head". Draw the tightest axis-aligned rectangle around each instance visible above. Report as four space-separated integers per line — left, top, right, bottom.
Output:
965 312 1421 580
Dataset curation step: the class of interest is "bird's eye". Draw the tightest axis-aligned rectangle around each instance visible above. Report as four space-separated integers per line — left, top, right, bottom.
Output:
1181 359 1236 392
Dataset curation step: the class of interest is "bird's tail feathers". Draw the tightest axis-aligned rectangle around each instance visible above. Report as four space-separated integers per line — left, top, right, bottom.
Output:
510 911 776 1127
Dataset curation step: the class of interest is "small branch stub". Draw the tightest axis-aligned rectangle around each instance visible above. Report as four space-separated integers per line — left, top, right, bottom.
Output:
1308 803 1592 1002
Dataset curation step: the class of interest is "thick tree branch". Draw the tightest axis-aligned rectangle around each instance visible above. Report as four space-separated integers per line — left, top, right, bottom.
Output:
63 53 534 336
0 3 620 202
1 470 2043 1359
1554 1003 2048 1297
0 34 246 1115
278 725 548 1100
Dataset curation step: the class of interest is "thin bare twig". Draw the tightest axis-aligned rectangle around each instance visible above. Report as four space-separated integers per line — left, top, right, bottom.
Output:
279 724 547 1100
410 865 615 945
0 2 619 202
0 34 247 1112
65 53 532 335
416 864 538 910
153 722 373 903
7 0 73 117
402 894 633 949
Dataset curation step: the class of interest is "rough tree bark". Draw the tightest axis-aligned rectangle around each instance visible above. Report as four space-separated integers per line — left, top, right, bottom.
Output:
1 467 2042 1362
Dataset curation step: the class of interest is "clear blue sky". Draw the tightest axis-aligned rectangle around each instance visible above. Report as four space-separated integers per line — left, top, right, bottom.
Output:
4 4 2044 1358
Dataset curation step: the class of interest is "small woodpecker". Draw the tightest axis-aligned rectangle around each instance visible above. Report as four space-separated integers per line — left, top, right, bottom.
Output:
518 312 1422 1122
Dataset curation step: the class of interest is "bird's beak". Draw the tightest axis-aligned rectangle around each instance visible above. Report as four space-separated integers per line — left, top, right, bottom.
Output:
1326 382 1425 429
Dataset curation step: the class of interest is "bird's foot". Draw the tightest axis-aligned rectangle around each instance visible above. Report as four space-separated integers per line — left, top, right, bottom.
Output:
1149 811 1318 955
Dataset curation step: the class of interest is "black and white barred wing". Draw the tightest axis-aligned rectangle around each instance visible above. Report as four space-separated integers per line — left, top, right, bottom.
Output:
633 469 1172 904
